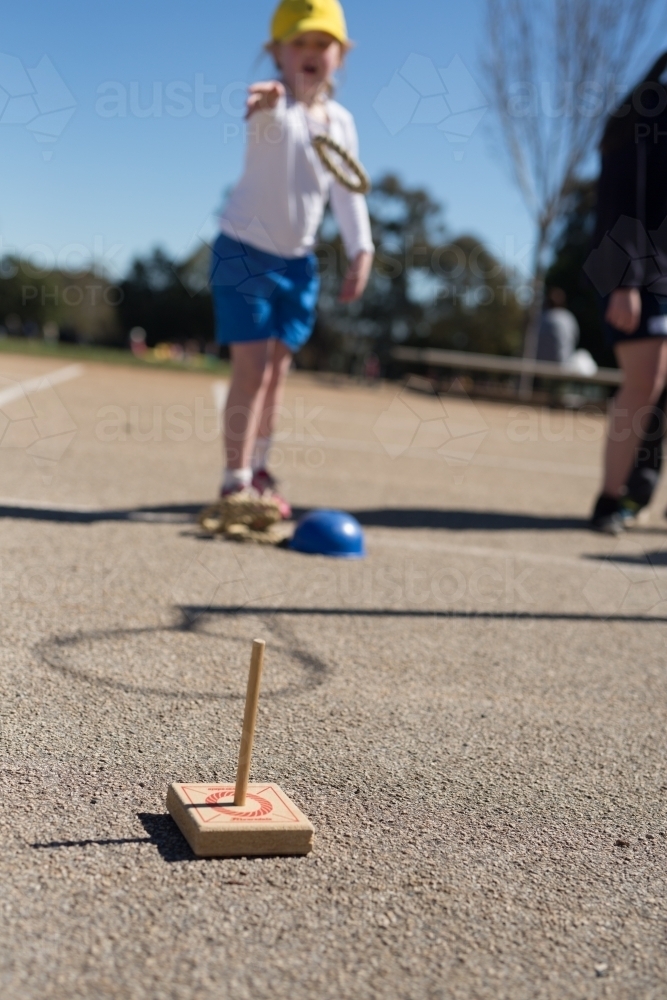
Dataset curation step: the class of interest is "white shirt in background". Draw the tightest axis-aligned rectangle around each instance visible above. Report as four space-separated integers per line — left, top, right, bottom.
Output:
219 94 374 262
536 307 580 364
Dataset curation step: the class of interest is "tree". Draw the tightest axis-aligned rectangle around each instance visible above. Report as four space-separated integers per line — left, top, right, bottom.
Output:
116 248 214 347
308 174 448 372
0 258 43 328
419 236 525 357
0 257 121 342
482 0 661 394
306 174 527 372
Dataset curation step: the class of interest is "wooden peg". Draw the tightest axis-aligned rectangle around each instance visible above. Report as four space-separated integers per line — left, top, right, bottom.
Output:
166 638 314 857
234 639 265 807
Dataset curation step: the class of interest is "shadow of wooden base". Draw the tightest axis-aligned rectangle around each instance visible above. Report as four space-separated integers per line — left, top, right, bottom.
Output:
30 813 195 863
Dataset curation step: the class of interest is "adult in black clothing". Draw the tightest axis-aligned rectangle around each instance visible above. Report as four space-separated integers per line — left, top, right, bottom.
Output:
586 52 667 533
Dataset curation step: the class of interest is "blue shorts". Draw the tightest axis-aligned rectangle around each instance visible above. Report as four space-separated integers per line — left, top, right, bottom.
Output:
603 289 667 347
209 232 320 353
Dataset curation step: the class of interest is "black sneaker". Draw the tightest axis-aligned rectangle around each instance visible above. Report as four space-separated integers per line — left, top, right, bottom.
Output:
619 496 645 528
590 494 625 535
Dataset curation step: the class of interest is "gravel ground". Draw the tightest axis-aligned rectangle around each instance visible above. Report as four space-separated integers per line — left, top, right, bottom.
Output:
1 356 666 1000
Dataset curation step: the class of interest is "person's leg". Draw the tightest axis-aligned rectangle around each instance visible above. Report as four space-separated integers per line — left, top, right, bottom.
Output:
656 385 667 481
224 340 272 479
623 384 666 515
603 338 667 496
246 253 317 509
249 339 294 516
256 339 293 446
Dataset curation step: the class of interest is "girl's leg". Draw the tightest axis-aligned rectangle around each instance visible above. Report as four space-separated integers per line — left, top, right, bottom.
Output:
224 340 272 474
602 338 667 496
249 340 294 516
256 339 293 445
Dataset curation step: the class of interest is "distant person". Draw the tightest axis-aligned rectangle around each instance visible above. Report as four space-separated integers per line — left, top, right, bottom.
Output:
210 0 374 516
537 287 598 375
587 52 667 534
536 287 579 363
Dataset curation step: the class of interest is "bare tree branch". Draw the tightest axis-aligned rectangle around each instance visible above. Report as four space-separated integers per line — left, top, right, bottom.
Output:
481 0 664 393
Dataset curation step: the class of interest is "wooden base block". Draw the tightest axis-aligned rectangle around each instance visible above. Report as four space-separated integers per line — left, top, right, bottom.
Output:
166 782 314 858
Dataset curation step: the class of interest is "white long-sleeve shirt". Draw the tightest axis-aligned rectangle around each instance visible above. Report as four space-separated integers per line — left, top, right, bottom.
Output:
219 94 374 261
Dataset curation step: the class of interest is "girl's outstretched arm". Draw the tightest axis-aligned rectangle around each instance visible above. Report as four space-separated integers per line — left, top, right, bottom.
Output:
246 81 286 118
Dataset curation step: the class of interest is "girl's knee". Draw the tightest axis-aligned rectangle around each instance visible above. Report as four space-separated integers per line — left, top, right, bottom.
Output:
264 364 283 395
235 361 271 395
264 355 291 392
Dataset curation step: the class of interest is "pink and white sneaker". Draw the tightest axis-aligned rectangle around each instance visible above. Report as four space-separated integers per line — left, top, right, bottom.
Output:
251 468 292 519
218 482 256 500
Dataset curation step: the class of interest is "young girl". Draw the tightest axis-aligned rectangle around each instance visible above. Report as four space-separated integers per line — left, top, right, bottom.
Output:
210 0 374 516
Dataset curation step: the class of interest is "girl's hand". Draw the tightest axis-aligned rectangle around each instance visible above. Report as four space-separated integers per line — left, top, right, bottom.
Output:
339 251 374 303
246 81 286 119
605 287 642 334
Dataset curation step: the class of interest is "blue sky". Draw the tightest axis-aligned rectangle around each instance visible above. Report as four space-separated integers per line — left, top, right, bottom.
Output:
0 1 662 281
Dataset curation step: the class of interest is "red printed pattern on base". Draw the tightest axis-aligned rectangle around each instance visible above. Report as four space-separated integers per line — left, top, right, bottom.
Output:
178 783 304 826
204 786 272 820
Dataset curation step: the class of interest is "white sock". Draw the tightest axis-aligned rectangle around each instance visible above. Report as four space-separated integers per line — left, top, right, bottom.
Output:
222 467 252 492
252 436 272 472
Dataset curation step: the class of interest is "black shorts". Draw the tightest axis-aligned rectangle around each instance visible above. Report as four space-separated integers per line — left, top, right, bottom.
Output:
603 289 667 347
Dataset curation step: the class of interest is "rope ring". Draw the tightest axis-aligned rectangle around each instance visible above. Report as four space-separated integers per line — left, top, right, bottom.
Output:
312 133 371 195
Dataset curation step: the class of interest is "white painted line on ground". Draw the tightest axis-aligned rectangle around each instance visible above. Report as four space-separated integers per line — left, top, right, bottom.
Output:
463 452 599 478
277 433 601 478
0 364 84 408
209 382 599 478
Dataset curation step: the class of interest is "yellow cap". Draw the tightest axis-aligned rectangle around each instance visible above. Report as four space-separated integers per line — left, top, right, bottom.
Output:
271 0 348 45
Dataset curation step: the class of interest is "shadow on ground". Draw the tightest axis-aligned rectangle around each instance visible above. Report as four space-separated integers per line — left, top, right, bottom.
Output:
324 509 587 532
0 503 202 524
0 503 590 532
585 551 667 567
37 620 330 701
30 814 194 862
180 605 667 624
2 500 665 536
31 814 310 865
